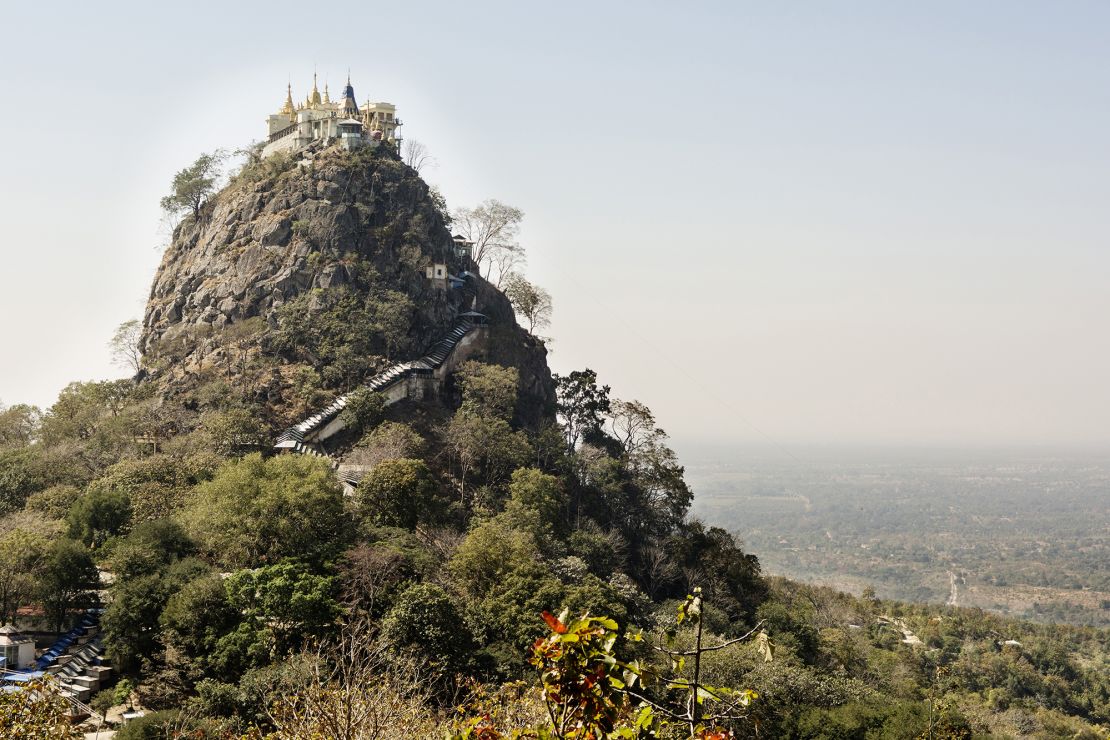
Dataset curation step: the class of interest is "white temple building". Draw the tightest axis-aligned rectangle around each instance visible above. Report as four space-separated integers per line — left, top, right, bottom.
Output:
0 625 35 670
262 73 401 158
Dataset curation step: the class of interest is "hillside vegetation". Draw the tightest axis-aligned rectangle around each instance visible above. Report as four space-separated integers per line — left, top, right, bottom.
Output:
0 145 1107 738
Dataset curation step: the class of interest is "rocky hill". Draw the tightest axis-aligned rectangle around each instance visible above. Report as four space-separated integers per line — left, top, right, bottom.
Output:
140 143 553 426
5 136 1108 740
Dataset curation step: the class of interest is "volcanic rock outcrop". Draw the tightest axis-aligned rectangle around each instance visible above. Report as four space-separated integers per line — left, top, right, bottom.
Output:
140 143 553 425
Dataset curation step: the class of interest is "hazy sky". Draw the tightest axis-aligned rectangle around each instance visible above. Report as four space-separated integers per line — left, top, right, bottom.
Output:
1 1 1108 449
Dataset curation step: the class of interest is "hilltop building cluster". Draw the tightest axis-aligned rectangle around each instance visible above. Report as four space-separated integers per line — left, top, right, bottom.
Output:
262 73 401 158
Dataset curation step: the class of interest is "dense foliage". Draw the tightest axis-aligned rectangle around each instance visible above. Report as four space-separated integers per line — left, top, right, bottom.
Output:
1 145 1106 738
2 355 1107 739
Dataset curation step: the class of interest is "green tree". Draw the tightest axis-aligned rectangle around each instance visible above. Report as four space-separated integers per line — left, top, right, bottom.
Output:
583 398 694 544
225 561 339 651
160 150 226 219
289 366 326 416
37 538 99 632
90 687 116 722
0 402 41 448
358 458 439 529
348 421 425 469
102 557 209 674
625 443 692 540
182 453 349 568
106 519 193 581
112 709 201 739
66 487 131 548
0 529 50 624
507 467 564 532
196 408 268 458
554 369 611 451
381 582 471 677
338 388 385 437
103 573 175 674
86 453 219 524
61 379 134 421
444 412 531 501
24 484 82 519
457 361 519 420
449 514 542 603
0 446 89 515
272 288 416 385
503 273 553 334
665 523 765 623
37 379 136 456
160 574 241 680
446 512 628 659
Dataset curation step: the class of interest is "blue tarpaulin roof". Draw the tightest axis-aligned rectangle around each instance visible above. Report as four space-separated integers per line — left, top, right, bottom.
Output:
2 670 45 682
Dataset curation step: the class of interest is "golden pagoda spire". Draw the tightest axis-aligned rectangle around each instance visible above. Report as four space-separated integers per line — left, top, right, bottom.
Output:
309 70 322 108
323 78 331 105
281 81 295 117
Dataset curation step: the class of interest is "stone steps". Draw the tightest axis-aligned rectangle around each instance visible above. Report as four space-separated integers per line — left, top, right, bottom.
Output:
274 310 485 457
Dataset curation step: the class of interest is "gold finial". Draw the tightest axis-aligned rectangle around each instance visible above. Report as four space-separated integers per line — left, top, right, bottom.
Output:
309 70 322 107
323 79 331 105
281 81 295 116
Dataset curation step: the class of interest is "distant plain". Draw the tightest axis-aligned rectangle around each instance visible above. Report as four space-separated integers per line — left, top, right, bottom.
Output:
683 445 1110 627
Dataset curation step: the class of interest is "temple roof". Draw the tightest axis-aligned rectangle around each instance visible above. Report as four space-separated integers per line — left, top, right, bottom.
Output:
281 83 295 115
0 624 30 644
308 72 322 107
341 74 360 116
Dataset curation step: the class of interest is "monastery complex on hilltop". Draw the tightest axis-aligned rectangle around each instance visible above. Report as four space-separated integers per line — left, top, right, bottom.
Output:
262 73 401 158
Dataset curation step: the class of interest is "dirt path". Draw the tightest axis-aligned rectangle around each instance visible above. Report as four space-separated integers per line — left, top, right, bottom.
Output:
946 571 959 607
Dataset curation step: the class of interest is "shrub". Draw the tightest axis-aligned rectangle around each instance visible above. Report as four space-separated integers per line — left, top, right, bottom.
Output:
357 458 439 529
182 453 349 568
66 487 131 548
381 582 472 677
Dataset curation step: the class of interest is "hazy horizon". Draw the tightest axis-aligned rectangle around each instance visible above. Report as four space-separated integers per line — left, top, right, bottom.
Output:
2 1 1108 449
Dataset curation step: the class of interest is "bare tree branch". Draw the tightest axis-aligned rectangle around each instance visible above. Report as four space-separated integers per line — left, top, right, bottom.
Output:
450 200 524 284
403 139 435 173
109 319 143 374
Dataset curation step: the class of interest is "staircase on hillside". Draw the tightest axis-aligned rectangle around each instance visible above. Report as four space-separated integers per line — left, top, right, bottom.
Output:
36 611 112 703
274 311 487 459
0 612 111 706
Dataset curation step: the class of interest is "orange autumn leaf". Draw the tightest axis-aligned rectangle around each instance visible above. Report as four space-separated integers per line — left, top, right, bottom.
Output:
542 610 568 634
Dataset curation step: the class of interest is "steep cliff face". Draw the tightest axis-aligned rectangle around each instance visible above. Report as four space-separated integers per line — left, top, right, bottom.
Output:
141 143 553 424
